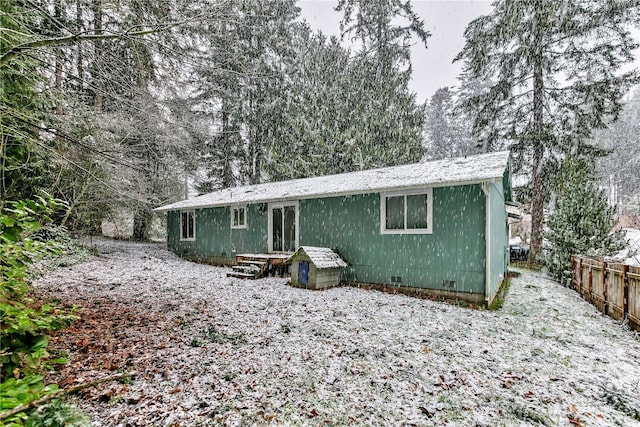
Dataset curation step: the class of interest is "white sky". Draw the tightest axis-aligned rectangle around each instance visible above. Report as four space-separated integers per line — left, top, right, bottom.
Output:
299 0 640 104
298 0 493 103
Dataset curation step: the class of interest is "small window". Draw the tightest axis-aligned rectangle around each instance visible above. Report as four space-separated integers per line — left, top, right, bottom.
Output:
380 189 433 234
231 206 247 229
180 210 195 241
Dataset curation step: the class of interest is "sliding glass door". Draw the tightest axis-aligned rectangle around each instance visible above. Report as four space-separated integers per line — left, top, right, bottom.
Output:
269 202 298 252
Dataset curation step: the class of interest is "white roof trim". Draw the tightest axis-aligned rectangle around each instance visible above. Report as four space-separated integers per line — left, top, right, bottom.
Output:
155 151 509 212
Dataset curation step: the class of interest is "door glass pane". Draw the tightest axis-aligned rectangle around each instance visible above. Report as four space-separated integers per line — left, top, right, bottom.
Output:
272 208 283 252
283 206 296 252
385 196 404 230
407 194 428 229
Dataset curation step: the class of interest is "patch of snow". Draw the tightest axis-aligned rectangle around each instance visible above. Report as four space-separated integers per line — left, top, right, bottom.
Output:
155 151 510 211
34 238 640 426
287 246 348 269
509 236 522 246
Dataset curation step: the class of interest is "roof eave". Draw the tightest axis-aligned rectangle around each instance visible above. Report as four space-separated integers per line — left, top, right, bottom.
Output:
153 175 504 212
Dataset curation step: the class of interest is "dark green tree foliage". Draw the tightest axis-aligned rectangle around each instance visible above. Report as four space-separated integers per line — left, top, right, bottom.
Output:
336 0 430 75
0 196 77 425
455 0 640 261
594 87 640 215
324 0 427 171
544 157 625 282
0 3 52 202
262 30 354 180
263 26 425 181
423 87 476 160
190 0 301 191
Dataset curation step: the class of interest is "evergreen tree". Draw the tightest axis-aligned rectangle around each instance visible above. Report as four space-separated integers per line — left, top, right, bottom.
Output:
423 87 476 160
189 0 300 190
261 25 425 181
593 87 640 214
0 2 52 202
544 157 625 282
333 0 428 169
262 29 357 180
336 0 430 75
455 0 640 262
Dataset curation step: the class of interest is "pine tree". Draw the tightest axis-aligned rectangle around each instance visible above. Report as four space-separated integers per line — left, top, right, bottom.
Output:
593 87 640 214
334 0 428 169
188 0 300 190
455 0 640 262
423 87 475 160
544 157 625 282
0 2 52 202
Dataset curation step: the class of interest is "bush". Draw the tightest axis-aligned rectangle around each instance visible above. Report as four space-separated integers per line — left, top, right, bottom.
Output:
0 196 80 426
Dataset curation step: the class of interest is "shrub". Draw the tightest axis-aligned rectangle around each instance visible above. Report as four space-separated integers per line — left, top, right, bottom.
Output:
0 196 79 426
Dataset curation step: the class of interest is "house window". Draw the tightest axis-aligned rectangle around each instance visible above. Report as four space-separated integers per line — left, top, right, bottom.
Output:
231 206 247 229
380 189 433 234
180 210 195 241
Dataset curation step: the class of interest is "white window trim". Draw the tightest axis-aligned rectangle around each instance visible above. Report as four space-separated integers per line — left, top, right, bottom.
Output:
380 188 433 235
230 205 248 229
180 210 196 241
267 201 299 253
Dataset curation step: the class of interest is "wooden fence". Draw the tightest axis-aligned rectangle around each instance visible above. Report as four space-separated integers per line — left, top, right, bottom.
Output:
570 256 640 331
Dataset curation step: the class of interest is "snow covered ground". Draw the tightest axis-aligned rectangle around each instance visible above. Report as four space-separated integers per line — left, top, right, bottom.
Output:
34 238 640 426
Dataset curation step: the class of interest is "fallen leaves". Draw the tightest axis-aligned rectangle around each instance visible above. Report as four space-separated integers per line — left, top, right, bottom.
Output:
29 238 640 427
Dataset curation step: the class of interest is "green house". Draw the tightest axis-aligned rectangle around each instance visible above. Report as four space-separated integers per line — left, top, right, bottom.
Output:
155 151 513 304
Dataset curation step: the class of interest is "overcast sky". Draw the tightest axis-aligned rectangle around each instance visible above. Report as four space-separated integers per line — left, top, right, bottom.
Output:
298 0 493 103
299 0 639 104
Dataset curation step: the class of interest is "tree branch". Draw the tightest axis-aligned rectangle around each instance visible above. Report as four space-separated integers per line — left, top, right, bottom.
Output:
1 27 164 67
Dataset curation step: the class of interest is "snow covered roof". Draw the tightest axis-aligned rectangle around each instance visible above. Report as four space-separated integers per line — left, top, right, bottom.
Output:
287 246 348 269
155 151 510 212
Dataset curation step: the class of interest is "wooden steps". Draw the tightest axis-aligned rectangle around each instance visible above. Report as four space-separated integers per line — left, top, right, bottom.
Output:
227 260 267 279
227 253 292 280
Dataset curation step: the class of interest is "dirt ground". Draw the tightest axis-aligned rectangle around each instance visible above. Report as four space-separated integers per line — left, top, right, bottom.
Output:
33 238 640 426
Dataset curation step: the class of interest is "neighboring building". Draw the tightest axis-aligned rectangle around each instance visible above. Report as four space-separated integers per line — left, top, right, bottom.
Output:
154 151 513 304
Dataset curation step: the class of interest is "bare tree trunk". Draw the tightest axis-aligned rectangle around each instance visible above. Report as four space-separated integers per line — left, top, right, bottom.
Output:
76 0 85 94
221 108 234 188
54 0 64 115
93 0 104 111
132 208 152 241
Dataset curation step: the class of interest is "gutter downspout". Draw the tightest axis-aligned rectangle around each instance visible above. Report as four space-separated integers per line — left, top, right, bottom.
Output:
481 182 490 303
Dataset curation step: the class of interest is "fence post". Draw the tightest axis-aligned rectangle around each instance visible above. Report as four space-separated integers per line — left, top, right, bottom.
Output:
602 261 608 315
570 256 576 289
623 264 629 321
577 257 582 294
588 262 593 301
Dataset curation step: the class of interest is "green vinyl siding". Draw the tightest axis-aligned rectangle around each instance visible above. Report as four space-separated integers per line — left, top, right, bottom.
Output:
299 185 486 294
487 181 509 301
165 183 495 296
167 203 268 263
